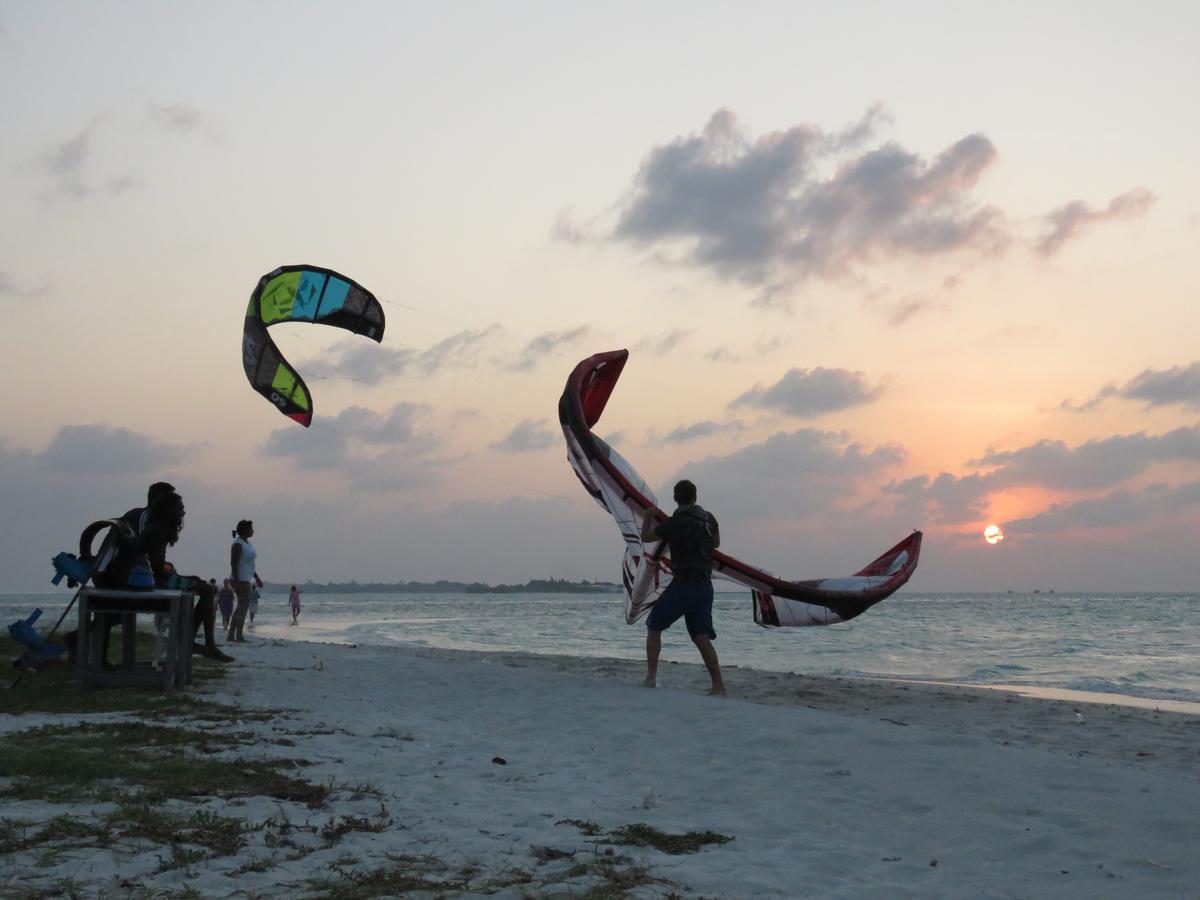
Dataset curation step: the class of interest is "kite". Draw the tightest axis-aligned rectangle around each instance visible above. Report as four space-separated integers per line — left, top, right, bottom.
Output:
559 349 922 627
242 265 385 426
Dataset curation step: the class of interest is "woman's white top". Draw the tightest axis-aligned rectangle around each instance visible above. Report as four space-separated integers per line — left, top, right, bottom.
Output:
233 536 257 581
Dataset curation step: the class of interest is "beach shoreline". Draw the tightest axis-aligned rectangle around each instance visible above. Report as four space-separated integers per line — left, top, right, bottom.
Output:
3 635 1199 897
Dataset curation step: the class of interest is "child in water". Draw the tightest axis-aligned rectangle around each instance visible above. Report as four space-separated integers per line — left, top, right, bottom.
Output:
289 585 301 625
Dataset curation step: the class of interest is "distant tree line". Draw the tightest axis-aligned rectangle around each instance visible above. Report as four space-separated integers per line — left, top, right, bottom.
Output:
261 577 621 595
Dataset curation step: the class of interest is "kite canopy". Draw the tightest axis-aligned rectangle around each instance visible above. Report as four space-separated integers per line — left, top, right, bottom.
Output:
242 265 385 427
558 349 922 627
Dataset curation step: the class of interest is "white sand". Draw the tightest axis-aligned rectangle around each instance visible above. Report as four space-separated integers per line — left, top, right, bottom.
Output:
3 635 1199 898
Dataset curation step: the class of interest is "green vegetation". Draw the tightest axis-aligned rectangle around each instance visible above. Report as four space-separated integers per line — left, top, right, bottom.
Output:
0 633 229 718
0 721 327 807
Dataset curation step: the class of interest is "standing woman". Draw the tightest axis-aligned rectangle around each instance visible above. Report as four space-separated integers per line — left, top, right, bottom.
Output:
229 520 262 643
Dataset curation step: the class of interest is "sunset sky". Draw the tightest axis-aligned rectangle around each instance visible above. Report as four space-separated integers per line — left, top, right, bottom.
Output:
2 2 1197 593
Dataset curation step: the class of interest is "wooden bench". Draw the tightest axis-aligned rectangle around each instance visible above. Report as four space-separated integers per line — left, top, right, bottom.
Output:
75 588 195 690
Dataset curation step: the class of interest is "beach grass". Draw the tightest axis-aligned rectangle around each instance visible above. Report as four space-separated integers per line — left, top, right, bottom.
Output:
0 633 230 718
0 721 328 807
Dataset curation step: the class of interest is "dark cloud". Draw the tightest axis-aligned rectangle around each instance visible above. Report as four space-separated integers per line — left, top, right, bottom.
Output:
261 403 439 478
1036 187 1156 256
305 325 502 385
1005 481 1200 535
972 427 1200 490
668 428 905 519
1122 362 1200 410
603 107 1006 306
1063 361 1200 413
490 419 557 453
507 326 592 372
732 367 883 417
888 426 1200 523
37 424 199 475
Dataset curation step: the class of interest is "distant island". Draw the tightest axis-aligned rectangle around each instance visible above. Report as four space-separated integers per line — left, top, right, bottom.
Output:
261 578 622 595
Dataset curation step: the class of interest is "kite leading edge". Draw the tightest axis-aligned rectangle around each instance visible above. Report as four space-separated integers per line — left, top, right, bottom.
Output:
558 349 922 627
242 265 386 427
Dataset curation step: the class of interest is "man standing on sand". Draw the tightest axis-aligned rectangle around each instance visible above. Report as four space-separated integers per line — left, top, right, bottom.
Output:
639 479 727 696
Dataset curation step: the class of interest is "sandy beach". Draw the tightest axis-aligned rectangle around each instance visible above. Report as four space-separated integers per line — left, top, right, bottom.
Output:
3 635 1199 898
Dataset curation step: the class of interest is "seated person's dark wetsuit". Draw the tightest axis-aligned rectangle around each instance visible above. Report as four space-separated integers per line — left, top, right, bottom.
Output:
140 491 230 661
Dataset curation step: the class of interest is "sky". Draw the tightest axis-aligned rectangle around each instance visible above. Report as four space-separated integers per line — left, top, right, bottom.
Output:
1 1 1198 593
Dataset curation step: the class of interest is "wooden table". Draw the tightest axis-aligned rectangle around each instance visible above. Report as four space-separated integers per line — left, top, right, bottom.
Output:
75 588 194 690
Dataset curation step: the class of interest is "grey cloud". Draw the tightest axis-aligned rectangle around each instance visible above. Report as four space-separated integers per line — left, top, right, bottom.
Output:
261 403 438 473
490 419 557 453
507 326 592 372
1036 187 1155 256
888 426 1200 523
38 424 199 474
634 329 691 355
884 471 992 524
1062 362 1200 413
550 207 592 244
148 101 206 134
37 120 103 199
0 270 52 299
1122 362 1200 410
705 335 786 364
606 107 1006 306
660 420 744 445
669 428 906 519
733 367 883 417
972 427 1200 491
1059 383 1118 413
863 287 945 327
1006 481 1200 535
305 325 502 385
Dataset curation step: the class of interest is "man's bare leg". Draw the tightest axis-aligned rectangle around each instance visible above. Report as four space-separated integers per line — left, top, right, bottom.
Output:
644 629 662 687
692 634 726 695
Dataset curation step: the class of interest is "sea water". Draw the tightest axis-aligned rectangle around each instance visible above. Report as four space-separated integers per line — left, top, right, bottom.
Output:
276 590 1200 705
6 590 1195 705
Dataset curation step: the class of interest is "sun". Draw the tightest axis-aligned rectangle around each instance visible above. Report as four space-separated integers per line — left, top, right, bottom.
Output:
983 524 1005 545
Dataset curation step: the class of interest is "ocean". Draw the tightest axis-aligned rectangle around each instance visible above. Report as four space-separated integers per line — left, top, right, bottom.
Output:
7 589 1197 706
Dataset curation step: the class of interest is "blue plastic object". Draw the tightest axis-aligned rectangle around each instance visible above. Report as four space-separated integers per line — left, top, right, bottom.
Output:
51 552 93 587
8 609 46 650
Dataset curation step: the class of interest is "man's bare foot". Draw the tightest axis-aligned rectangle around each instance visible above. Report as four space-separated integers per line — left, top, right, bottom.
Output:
706 687 727 697
642 678 657 688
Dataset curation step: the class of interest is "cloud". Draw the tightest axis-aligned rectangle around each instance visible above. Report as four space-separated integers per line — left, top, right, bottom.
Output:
37 120 103 199
1062 361 1200 413
261 403 440 478
705 335 787 363
668 428 906 519
1005 481 1200 535
633 329 691 355
732 367 884 417
148 101 208 134
37 424 200 474
490 419 558 453
507 326 592 372
35 118 140 201
1036 187 1156 256
888 425 1200 523
600 107 1006 306
305 325 502 384
659 419 745 444
0 269 51 299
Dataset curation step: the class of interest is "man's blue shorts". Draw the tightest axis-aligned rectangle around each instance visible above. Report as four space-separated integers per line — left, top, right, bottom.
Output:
645 579 716 640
